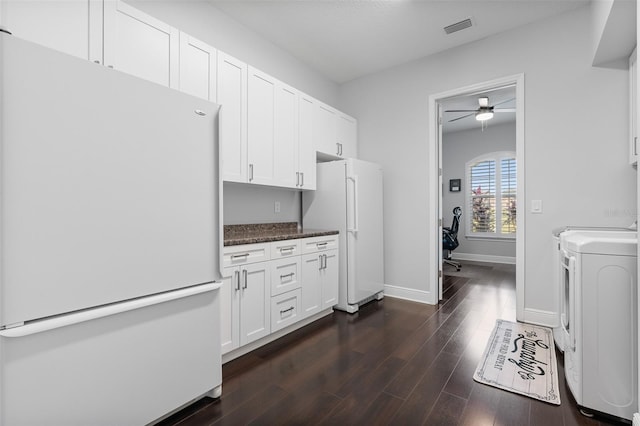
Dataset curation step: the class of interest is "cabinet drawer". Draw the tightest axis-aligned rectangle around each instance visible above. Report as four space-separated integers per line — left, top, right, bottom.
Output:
301 235 339 254
270 239 301 259
271 289 301 332
270 256 301 296
223 243 270 267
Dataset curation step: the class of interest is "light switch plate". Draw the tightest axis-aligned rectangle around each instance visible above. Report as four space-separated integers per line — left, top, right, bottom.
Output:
531 199 543 214
274 201 281 213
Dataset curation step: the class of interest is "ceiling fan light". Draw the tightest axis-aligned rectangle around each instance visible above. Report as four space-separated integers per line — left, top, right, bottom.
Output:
475 111 494 121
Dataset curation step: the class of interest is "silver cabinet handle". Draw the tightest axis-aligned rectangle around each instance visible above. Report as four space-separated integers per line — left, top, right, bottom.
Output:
280 246 295 253
336 142 340 156
296 171 300 187
280 306 294 315
234 270 240 291
231 253 250 260
93 60 101 64
339 143 343 156
300 172 304 187
280 272 295 280
323 254 327 269
634 137 638 156
249 164 254 182
318 254 323 270
242 269 248 289
316 242 328 249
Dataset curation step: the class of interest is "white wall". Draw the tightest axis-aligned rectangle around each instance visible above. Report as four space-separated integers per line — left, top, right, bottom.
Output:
442 122 516 261
223 183 300 225
339 5 636 322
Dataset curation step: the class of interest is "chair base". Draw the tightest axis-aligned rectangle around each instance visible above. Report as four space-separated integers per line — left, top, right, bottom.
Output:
444 259 461 271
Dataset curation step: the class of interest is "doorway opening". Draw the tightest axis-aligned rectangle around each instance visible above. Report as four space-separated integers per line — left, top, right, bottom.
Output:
427 74 525 321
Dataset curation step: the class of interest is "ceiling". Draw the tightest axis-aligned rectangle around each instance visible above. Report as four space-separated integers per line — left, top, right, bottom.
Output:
207 0 589 84
440 85 516 134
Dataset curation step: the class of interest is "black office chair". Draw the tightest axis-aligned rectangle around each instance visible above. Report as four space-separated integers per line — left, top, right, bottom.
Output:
443 207 462 271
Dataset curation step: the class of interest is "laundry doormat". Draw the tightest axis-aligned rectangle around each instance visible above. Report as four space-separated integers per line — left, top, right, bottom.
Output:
473 319 560 405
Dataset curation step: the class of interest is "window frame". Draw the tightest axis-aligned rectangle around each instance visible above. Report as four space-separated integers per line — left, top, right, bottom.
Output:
465 151 516 240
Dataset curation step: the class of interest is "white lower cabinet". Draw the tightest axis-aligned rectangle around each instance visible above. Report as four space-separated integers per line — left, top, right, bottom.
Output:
222 235 338 357
301 248 338 317
221 260 271 355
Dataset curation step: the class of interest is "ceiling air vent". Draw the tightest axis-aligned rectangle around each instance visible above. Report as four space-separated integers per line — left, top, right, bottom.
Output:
444 18 473 35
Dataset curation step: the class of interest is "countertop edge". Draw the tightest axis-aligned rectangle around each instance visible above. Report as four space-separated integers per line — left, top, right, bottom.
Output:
224 230 339 246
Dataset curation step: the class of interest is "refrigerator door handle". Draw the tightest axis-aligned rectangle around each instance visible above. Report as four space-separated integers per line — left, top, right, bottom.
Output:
347 175 359 233
0 282 222 338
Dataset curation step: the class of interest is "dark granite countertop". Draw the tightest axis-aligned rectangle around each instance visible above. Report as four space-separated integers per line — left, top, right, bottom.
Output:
224 222 338 246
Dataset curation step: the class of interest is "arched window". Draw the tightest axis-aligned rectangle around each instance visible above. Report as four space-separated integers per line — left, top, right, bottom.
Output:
465 151 516 238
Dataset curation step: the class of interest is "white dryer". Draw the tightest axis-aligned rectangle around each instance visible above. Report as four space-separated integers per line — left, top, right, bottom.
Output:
559 230 637 421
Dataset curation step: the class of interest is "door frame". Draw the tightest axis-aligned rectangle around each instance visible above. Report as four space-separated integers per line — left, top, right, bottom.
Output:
427 73 525 321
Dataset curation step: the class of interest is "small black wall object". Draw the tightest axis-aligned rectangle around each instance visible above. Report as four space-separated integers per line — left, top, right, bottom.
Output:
449 179 461 192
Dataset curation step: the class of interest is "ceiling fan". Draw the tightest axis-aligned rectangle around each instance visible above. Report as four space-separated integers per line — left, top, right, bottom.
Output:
446 97 516 122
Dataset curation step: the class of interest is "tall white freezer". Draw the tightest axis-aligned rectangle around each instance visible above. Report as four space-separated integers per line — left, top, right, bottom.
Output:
303 159 384 313
0 33 223 425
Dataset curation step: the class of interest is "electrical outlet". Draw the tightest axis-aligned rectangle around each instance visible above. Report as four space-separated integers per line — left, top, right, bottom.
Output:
274 201 281 213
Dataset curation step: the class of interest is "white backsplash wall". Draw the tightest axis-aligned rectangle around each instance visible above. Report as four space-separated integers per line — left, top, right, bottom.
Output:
442 121 516 261
223 182 301 225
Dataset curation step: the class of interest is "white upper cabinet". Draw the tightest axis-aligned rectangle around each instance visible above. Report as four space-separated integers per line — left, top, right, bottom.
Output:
337 113 358 159
314 102 339 157
247 66 277 185
179 32 217 102
314 101 358 160
298 94 317 190
247 67 304 189
218 51 248 183
103 0 179 88
273 82 299 188
0 0 102 63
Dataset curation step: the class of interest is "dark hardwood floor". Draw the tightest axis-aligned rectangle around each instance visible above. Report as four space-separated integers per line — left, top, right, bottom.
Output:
159 261 626 426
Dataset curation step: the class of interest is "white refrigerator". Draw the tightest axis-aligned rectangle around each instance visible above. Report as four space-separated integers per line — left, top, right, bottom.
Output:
0 34 223 425
303 159 384 313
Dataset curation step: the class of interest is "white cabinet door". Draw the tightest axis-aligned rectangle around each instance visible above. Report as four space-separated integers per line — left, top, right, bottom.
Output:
321 249 339 309
338 113 358 159
300 253 322 319
221 266 240 354
314 102 338 157
273 82 299 188
247 66 276 185
240 261 271 345
103 1 179 88
298 94 317 190
0 0 102 63
218 51 248 183
179 32 216 102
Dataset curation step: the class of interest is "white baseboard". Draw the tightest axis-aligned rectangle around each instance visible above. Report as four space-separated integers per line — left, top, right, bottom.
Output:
633 412 640 426
522 308 558 328
452 252 516 265
384 284 436 305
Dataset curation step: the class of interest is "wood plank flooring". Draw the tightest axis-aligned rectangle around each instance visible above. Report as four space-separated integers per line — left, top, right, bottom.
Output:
158 261 627 426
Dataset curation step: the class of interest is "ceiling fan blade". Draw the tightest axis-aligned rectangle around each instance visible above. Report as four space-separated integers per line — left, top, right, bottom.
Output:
493 97 515 107
444 109 476 113
494 108 516 112
448 112 474 122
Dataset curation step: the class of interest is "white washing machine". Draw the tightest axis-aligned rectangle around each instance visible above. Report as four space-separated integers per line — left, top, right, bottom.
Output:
559 230 637 421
